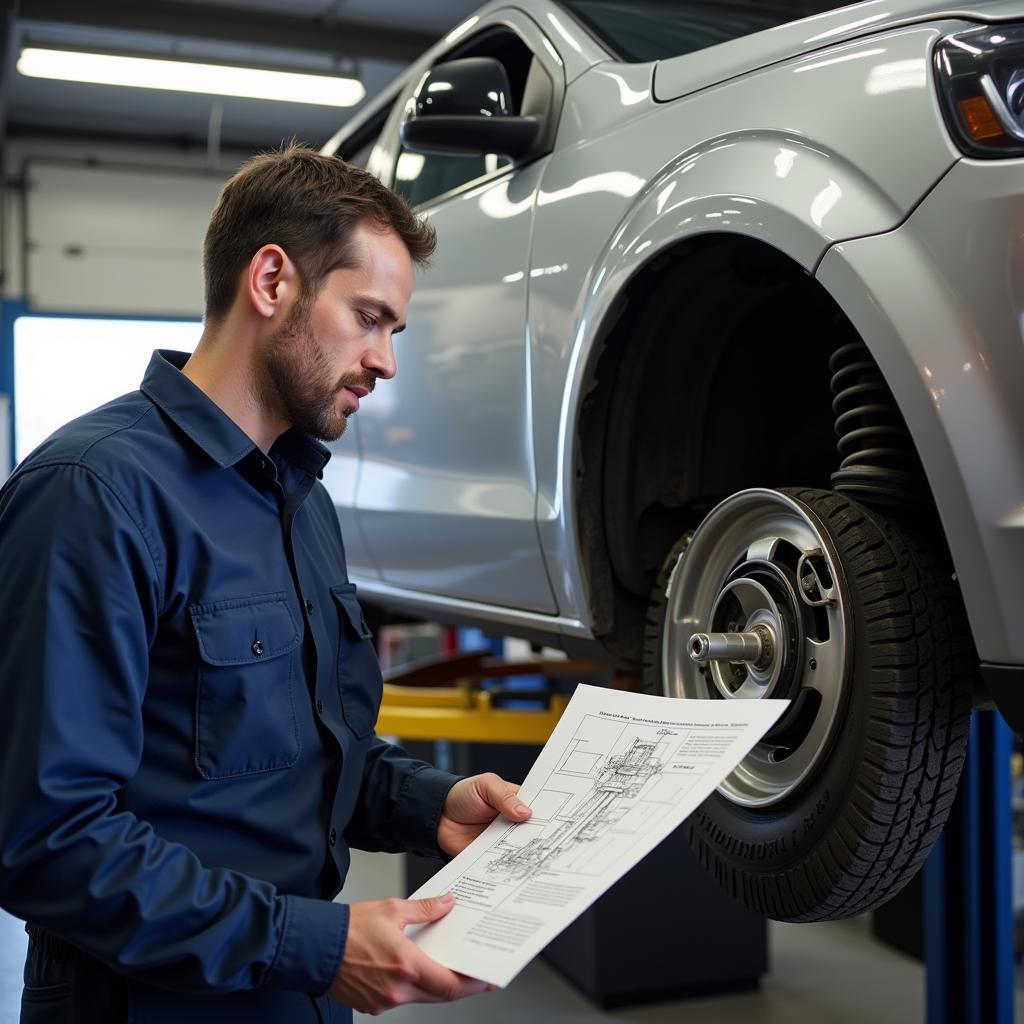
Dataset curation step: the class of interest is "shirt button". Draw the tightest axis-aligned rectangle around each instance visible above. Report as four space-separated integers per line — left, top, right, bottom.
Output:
329 828 337 847
251 639 264 657
316 698 324 715
259 459 267 472
305 598 314 614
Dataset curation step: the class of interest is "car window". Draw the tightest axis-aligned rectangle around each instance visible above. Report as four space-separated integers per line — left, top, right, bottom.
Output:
559 0 858 62
345 136 378 170
393 29 537 208
395 151 509 207
331 98 396 170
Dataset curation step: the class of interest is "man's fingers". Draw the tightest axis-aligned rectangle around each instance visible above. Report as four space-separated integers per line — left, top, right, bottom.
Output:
365 974 486 1013
505 791 532 821
472 774 532 821
394 893 457 926
393 904 490 1000
411 951 491 1001
492 780 532 821
387 976 489 1008
332 897 494 1014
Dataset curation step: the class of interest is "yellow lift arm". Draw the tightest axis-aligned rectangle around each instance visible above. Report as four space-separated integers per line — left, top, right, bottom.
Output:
377 651 610 744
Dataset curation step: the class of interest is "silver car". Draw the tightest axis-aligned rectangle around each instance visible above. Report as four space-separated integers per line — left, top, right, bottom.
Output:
323 0 1024 923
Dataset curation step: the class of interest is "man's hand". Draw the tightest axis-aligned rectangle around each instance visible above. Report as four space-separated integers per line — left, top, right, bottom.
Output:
329 895 490 1014
438 772 532 858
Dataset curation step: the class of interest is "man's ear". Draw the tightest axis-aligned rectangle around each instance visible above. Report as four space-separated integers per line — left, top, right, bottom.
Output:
247 244 297 319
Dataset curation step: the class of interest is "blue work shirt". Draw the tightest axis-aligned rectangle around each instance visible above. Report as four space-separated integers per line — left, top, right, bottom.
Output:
0 350 457 1021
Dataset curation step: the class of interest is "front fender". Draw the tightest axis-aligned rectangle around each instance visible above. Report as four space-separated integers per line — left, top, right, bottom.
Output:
538 131 950 625
529 25 960 626
817 156 1024 665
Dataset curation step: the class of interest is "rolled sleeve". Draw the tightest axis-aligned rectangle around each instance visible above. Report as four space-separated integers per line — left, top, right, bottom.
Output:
266 896 348 995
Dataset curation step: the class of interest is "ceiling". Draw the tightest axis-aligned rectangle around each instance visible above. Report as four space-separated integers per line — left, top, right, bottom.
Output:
1 0 484 153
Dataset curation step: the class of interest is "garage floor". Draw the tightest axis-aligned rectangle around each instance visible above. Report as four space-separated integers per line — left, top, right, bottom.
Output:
345 850 925 1024
0 849 1015 1023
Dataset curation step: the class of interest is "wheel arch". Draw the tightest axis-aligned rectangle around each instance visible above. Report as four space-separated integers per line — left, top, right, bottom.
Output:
567 240 972 668
570 231 846 665
553 130 975 665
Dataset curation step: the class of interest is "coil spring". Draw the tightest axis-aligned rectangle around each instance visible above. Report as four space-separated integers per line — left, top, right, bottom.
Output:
828 338 922 508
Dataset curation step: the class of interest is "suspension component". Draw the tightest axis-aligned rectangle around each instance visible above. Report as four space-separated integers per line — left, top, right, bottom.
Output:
828 337 923 507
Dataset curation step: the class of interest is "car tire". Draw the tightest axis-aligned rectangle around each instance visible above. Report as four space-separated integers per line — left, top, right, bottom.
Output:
643 486 974 921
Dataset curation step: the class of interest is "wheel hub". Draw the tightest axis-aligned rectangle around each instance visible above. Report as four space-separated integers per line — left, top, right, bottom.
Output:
661 489 850 808
689 622 774 673
691 570 800 703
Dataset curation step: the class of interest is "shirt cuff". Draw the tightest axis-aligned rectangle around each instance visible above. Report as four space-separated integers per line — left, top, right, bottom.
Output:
393 766 462 859
264 894 348 995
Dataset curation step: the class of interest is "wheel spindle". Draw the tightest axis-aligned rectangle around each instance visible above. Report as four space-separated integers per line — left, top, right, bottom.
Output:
689 626 773 667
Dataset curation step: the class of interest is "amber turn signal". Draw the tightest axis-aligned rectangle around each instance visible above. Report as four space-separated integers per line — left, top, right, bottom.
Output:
958 95 1006 141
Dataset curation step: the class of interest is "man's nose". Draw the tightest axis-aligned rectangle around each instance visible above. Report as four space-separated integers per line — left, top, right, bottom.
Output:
364 334 397 380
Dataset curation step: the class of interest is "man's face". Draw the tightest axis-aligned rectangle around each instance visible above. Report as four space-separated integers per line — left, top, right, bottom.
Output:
258 221 414 442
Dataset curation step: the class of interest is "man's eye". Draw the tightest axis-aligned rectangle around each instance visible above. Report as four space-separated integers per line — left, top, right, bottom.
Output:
359 312 376 328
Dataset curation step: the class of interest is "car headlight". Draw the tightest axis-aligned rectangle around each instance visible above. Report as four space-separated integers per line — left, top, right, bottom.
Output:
935 25 1024 158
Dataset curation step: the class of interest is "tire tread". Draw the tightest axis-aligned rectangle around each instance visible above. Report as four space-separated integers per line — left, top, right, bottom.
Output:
643 487 974 921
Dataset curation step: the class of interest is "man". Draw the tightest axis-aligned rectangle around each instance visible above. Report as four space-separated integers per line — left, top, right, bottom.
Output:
0 144 532 1023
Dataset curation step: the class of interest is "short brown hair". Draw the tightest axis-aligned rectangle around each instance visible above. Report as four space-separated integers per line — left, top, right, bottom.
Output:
203 143 436 324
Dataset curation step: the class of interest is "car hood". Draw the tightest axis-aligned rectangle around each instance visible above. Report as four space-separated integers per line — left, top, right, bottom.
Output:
652 0 1024 101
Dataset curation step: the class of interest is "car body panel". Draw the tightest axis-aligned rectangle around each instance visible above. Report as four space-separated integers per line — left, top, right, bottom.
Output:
355 157 559 613
818 156 1024 664
531 24 958 623
350 6 568 614
436 1 608 83
320 446 380 580
326 0 1024 675
533 3 610 78
652 0 1024 103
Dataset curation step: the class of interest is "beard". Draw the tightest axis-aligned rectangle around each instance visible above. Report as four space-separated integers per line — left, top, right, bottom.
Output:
256 297 375 443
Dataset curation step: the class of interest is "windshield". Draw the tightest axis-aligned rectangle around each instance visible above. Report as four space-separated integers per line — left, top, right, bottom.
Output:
559 1 858 62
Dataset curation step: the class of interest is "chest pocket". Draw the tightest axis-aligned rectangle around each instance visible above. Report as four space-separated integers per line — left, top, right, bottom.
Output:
330 584 383 739
189 593 302 780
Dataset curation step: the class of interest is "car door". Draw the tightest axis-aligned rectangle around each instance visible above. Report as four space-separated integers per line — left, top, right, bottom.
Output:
320 90 401 582
353 14 565 614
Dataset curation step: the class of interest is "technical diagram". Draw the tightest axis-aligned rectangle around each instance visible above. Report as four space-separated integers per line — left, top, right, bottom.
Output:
488 737 664 880
407 684 786 989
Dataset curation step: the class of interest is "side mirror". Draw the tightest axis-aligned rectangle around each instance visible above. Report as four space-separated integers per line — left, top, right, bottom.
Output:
400 57 540 161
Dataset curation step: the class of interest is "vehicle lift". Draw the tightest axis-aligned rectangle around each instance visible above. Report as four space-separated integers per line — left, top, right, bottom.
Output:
379 646 1018 1019
924 709 1015 1024
377 647 601 744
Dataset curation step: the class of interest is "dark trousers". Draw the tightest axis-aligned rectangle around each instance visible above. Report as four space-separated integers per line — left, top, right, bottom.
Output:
21 927 351 1024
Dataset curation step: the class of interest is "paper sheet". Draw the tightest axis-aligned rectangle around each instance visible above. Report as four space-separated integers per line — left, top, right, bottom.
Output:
408 684 788 987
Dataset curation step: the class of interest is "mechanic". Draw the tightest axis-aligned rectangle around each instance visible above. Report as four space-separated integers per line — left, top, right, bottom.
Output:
0 144 532 1023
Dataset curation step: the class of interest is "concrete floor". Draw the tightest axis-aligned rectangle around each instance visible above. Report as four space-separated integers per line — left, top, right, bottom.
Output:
345 850 926 1024
354 914 926 1024
0 849 1003 1023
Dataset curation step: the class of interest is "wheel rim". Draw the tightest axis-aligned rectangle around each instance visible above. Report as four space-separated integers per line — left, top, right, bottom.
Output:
661 489 851 808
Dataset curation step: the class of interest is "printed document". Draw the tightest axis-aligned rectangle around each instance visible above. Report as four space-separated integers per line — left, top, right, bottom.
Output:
408 683 788 987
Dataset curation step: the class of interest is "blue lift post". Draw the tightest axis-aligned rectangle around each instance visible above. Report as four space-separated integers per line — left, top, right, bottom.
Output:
924 710 1015 1023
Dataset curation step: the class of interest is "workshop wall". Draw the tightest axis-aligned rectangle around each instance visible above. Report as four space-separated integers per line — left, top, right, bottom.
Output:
0 136 256 478
2 137 249 316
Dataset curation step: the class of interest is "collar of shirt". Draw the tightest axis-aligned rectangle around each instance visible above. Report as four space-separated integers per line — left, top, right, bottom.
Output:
140 349 331 481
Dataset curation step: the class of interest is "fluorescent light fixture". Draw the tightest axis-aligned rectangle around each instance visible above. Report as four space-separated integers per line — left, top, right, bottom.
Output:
17 46 365 107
